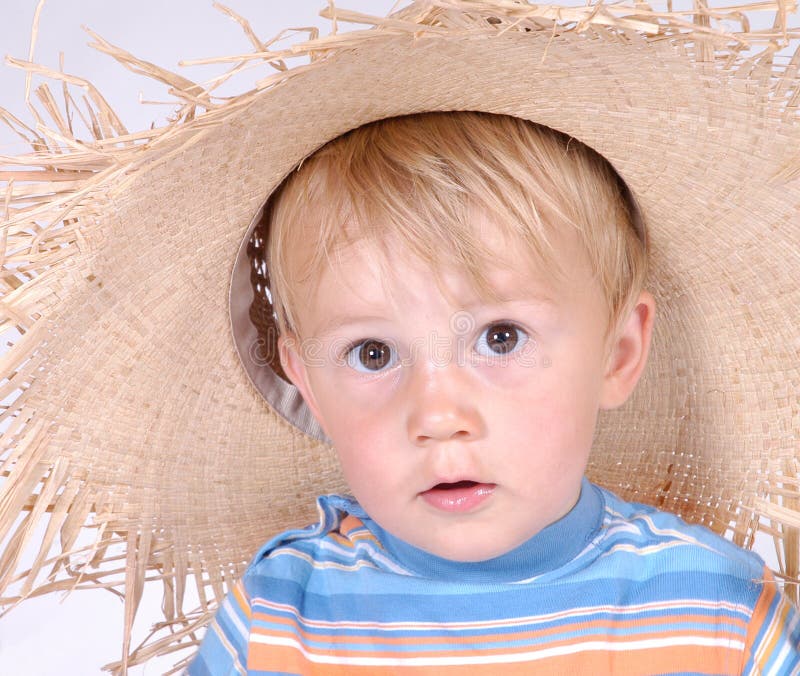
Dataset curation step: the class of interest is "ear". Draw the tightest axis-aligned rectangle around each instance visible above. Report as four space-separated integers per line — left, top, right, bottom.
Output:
599 290 656 410
278 333 326 426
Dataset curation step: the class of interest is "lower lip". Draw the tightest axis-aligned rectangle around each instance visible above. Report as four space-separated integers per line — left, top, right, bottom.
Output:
420 483 496 513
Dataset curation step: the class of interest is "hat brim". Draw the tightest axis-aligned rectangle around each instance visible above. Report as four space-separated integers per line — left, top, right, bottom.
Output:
1 5 799 669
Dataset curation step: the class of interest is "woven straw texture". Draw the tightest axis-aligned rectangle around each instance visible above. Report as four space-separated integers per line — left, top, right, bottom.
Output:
1 1 799 672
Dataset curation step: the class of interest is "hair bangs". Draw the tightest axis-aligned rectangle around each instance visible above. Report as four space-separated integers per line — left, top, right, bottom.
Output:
266 111 646 341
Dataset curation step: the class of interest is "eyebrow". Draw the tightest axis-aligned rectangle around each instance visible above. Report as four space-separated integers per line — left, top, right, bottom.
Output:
463 295 557 311
311 314 390 338
312 296 556 338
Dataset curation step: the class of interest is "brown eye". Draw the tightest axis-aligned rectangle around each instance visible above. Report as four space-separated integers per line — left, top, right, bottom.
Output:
477 323 526 356
347 339 396 372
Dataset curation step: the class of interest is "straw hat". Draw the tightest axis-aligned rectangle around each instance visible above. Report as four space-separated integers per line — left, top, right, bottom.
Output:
1 0 799 672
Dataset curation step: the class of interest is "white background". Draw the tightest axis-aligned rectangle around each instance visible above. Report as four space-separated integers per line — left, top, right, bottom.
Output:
0 1 790 674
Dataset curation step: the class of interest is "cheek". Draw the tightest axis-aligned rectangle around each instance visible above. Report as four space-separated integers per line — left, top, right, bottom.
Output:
309 365 386 417
325 394 394 438
307 368 401 464
479 359 599 464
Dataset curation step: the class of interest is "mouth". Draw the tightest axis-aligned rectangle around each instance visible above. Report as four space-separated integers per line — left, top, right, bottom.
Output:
420 480 496 513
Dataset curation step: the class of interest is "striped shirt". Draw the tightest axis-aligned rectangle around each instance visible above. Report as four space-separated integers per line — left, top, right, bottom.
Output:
189 479 800 675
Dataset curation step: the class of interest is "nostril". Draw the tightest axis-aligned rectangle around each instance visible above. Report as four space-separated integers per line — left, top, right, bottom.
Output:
414 430 471 445
408 406 483 445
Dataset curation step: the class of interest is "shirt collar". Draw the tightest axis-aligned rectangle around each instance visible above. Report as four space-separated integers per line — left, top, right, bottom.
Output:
353 477 604 582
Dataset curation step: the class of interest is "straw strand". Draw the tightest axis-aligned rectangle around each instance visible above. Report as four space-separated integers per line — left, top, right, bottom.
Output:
0 2 797 672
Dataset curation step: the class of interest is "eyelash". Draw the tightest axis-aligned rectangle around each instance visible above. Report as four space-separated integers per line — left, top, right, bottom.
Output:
343 321 530 374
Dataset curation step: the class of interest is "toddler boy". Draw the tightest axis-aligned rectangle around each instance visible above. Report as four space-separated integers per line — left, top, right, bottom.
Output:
190 111 799 674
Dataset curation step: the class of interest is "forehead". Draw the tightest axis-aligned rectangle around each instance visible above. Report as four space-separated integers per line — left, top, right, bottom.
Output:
294 200 583 281
294 211 597 326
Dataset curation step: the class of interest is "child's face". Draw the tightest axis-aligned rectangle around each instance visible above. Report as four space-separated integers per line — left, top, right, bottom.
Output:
280 210 650 562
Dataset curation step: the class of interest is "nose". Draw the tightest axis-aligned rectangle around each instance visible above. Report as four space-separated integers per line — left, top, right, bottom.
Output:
405 361 484 446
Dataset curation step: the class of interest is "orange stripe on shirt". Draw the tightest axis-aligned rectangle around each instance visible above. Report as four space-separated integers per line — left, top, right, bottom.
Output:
247 638 744 675
251 608 746 649
248 628 742 662
744 567 778 669
232 579 252 621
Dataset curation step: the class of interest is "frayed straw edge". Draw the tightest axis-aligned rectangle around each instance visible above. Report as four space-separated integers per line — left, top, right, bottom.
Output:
0 1 798 673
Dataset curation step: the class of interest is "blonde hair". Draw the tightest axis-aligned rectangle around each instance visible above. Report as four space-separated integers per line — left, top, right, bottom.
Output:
263 111 646 343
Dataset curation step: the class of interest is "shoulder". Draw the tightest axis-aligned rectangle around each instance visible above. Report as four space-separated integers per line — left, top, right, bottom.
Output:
187 496 389 674
240 494 392 592
591 483 766 593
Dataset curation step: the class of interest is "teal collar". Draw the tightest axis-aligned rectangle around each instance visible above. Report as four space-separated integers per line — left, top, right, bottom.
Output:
356 477 604 583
